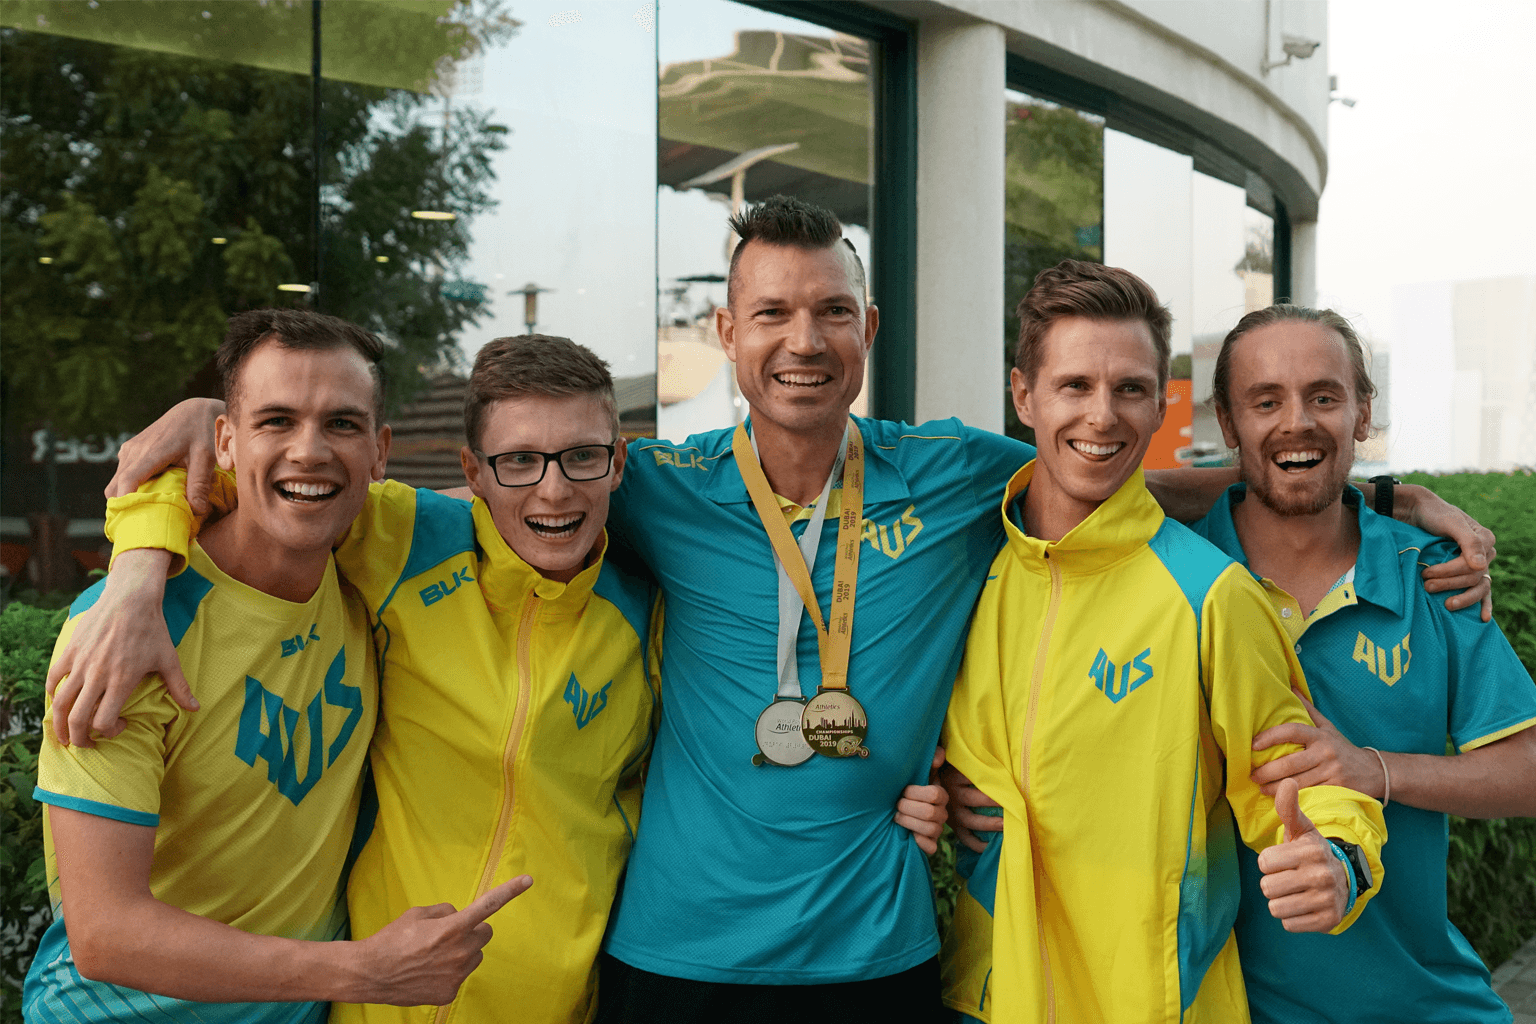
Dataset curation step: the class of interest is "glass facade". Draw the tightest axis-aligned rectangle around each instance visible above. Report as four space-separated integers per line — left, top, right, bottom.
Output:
1 0 1294 591
1000 87 1280 466
656 0 875 439
1001 89 1105 443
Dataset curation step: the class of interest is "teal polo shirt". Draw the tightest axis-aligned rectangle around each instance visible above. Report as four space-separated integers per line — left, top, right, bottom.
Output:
1191 484 1536 1024
603 416 1032 983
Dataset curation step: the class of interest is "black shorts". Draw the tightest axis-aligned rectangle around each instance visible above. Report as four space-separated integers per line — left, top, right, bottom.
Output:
593 952 946 1024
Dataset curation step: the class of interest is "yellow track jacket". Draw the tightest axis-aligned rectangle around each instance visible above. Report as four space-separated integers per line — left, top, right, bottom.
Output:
942 464 1385 1024
107 475 659 1024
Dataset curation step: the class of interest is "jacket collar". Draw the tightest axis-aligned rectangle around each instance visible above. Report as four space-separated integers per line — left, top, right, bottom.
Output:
701 415 911 507
470 497 605 613
1000 461 1164 574
1201 483 1408 618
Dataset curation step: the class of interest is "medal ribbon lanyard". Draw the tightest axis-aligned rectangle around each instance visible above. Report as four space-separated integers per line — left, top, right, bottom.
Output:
732 417 866 692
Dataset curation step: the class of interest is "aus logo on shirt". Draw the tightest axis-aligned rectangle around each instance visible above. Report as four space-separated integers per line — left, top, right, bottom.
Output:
236 647 365 806
1089 647 1153 704
1353 631 1411 686
565 673 612 729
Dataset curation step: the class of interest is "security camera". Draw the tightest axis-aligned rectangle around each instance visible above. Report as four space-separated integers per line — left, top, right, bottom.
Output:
1281 35 1321 59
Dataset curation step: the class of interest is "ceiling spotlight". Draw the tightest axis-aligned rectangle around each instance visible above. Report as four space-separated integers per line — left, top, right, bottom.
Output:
277 283 312 293
211 237 228 244
375 255 390 263
411 210 456 221
38 256 53 264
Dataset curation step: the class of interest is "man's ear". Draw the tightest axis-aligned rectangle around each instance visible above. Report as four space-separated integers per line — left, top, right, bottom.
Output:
1354 396 1373 443
461 446 486 499
1009 367 1035 430
1215 403 1240 450
715 306 737 362
214 414 236 472
371 425 392 482
863 302 879 353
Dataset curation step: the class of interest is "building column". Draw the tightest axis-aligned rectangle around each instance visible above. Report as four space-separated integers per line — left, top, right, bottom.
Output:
1291 217 1318 306
914 17 1006 431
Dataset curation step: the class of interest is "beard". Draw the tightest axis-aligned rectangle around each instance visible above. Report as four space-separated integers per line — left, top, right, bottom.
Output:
1240 436 1353 518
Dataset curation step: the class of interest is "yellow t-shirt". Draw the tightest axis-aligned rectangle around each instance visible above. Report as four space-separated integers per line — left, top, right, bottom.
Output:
26 544 377 1023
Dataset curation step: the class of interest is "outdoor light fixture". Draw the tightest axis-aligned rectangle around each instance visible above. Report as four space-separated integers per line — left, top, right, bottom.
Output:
278 283 313 293
376 255 390 263
37 257 53 264
411 210 456 221
211 237 228 244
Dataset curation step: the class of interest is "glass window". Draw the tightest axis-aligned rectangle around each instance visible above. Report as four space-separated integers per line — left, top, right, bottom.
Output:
1002 90 1104 444
656 0 875 440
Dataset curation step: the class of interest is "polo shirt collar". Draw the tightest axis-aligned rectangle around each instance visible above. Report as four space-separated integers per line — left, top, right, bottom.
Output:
701 415 911 507
1204 482 1409 618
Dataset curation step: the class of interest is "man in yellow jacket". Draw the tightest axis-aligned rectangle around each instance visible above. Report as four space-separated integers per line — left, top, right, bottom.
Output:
940 261 1387 1024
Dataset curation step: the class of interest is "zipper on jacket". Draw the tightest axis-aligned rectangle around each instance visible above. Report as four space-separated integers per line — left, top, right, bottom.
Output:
434 592 539 1024
1020 555 1062 1024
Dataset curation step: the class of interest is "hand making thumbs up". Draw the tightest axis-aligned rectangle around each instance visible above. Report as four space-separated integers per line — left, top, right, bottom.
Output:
1256 778 1350 933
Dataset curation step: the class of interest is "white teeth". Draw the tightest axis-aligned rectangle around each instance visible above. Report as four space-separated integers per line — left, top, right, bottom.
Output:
1275 450 1324 464
527 515 580 527
1070 440 1123 457
775 373 829 386
526 514 582 535
279 482 338 498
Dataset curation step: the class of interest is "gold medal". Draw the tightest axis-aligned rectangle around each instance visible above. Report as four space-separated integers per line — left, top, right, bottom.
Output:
801 689 869 758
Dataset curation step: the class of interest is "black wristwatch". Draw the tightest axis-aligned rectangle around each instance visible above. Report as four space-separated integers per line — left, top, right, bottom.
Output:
1328 839 1374 893
1368 475 1399 518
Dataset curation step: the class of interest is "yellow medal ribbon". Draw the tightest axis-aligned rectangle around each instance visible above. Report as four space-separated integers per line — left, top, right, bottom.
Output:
732 418 865 692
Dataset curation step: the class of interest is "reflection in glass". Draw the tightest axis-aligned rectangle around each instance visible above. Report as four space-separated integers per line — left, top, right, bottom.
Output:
1002 91 1104 442
375 0 660 484
657 0 874 440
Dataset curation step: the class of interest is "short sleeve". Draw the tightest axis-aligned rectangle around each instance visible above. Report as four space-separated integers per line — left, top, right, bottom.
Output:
960 425 1033 512
33 616 179 826
1439 595 1536 752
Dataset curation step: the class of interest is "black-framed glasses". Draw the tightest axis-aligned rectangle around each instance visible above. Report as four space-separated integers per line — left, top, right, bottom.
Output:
474 444 616 488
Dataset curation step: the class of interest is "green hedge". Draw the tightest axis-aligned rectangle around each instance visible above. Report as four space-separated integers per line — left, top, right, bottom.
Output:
1 601 65 1020
1404 470 1536 969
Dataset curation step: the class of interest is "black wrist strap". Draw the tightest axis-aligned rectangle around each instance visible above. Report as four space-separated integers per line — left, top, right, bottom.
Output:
1368 475 1398 518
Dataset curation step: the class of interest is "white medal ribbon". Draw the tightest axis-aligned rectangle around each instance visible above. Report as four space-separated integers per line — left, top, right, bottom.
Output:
752 424 849 700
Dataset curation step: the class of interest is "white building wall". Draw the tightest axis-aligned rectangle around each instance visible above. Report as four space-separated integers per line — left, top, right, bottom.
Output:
913 17 1006 430
1389 276 1536 472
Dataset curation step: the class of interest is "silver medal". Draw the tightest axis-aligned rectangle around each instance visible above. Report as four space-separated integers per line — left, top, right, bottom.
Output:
752 699 816 766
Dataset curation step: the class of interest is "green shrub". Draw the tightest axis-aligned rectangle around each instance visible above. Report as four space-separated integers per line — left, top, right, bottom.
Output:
1408 470 1536 970
1 601 66 1018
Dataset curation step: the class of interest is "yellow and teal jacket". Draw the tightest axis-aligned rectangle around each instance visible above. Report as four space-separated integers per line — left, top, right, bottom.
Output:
941 463 1386 1024
106 473 659 1024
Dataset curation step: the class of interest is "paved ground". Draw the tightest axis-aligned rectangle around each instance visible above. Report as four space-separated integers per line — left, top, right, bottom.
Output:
1494 933 1536 1024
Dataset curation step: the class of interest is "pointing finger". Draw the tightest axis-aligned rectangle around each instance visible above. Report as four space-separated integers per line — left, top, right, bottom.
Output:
456 875 532 928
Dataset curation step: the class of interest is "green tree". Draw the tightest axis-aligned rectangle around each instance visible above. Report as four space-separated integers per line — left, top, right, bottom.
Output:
1 7 510 439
